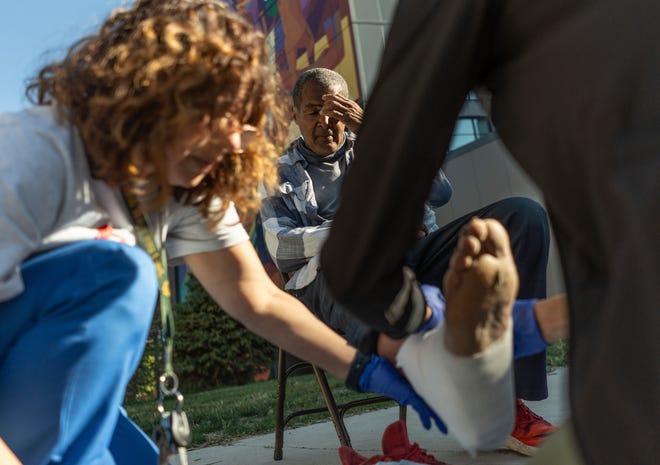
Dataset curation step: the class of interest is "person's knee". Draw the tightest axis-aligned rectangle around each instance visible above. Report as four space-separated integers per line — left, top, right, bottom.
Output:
493 197 549 240
71 242 158 343
20 241 158 328
109 242 159 291
100 243 159 334
515 197 548 231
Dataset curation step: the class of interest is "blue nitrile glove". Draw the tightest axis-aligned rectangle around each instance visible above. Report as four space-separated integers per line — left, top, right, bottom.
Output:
512 299 550 358
347 353 447 433
416 284 446 333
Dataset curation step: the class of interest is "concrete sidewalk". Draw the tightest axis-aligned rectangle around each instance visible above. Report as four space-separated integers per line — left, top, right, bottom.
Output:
177 368 569 465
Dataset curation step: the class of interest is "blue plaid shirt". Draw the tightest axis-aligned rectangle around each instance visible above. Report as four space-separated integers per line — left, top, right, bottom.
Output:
260 135 452 290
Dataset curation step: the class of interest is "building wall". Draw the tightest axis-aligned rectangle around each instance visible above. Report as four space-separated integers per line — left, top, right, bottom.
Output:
347 0 397 100
438 139 566 295
237 0 363 98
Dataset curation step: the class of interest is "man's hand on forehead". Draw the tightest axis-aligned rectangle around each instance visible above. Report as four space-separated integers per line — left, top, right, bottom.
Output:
320 93 364 134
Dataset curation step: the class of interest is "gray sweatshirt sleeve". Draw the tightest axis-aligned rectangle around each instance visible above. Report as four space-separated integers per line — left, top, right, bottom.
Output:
0 125 65 302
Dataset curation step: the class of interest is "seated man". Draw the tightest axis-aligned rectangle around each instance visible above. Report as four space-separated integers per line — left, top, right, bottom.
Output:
260 68 566 456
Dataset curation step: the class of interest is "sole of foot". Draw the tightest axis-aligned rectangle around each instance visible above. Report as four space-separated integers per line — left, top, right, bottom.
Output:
442 217 519 356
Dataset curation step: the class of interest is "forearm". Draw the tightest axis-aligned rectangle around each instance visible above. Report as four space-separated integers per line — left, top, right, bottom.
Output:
270 227 328 262
260 211 331 270
534 294 569 344
185 244 355 379
237 284 355 379
511 295 569 358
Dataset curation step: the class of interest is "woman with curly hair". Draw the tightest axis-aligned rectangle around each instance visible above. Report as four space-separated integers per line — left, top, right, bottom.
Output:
0 1 440 464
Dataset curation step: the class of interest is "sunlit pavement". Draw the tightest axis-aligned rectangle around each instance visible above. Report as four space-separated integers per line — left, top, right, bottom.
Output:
173 368 568 465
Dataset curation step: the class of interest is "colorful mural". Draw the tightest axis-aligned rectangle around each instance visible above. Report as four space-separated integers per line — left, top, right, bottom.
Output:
233 0 362 102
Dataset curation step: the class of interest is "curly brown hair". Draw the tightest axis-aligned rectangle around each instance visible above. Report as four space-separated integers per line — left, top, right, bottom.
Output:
26 0 288 227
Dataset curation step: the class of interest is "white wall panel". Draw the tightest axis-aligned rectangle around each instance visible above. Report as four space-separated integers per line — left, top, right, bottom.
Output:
436 140 565 295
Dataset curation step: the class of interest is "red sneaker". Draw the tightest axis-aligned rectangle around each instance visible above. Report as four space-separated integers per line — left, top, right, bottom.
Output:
381 420 451 465
338 446 391 465
505 399 557 456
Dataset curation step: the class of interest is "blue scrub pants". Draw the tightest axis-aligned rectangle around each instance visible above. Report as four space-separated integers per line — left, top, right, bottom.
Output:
0 241 160 465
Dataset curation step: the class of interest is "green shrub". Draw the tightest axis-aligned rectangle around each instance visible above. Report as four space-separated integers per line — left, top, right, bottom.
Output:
126 318 159 401
171 273 276 391
546 339 569 371
126 272 275 399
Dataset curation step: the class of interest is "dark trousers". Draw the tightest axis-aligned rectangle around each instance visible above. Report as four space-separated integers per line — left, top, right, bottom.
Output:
408 197 551 400
0 241 159 465
299 196 551 400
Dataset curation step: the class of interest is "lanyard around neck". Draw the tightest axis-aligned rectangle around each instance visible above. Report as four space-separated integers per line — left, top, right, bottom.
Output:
121 189 190 465
121 191 177 386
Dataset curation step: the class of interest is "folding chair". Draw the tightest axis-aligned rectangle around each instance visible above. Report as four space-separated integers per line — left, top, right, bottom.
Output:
248 215 405 460
273 346 406 460
272 267 406 460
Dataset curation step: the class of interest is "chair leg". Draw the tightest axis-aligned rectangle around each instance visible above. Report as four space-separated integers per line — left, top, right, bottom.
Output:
274 348 403 459
312 366 352 447
273 348 287 460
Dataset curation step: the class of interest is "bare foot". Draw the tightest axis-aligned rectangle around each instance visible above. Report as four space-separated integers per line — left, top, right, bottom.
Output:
442 218 519 356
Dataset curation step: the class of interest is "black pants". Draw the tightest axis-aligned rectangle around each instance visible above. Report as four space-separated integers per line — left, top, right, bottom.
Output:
299 196 551 400
409 197 551 400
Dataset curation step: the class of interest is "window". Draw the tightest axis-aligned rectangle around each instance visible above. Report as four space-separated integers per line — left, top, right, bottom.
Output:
448 116 493 151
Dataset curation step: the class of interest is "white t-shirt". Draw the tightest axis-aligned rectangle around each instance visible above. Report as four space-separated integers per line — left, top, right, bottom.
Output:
0 106 248 302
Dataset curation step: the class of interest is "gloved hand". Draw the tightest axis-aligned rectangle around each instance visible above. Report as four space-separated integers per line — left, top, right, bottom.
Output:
512 299 550 358
420 286 549 358
416 284 446 333
354 354 447 433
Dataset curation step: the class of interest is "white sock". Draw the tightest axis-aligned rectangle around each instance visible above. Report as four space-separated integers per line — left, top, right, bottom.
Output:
396 319 515 455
